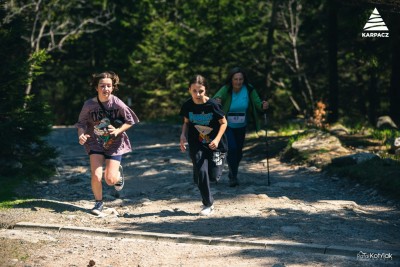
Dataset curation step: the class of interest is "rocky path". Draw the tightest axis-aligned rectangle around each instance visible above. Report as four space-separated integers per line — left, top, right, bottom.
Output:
1 123 399 266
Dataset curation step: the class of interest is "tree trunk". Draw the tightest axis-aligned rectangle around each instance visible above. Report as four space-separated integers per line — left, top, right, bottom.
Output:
327 0 339 123
368 67 378 125
356 71 367 118
389 15 400 125
264 0 279 99
25 83 32 96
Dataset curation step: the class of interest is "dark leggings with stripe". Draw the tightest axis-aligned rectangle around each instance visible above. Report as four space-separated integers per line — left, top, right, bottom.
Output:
226 126 246 180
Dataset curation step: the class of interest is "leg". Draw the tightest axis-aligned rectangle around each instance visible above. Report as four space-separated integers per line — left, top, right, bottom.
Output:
89 154 105 201
192 149 214 207
209 151 226 183
235 126 246 165
226 127 246 186
191 153 199 184
226 127 239 182
104 159 121 186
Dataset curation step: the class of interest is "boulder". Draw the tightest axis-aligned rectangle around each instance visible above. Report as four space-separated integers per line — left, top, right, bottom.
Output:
394 137 400 156
291 130 348 154
331 152 380 167
376 116 398 129
288 130 350 167
328 123 350 136
395 137 400 148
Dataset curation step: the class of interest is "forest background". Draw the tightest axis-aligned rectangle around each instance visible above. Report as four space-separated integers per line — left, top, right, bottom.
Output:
1 0 400 180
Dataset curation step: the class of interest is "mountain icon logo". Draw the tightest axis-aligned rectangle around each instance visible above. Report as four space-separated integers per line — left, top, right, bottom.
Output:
362 8 389 37
363 8 388 31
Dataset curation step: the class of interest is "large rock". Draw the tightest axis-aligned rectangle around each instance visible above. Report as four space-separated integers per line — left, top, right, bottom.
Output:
376 116 398 129
328 123 350 136
291 130 348 154
331 152 380 167
289 130 350 167
395 137 400 156
395 137 400 148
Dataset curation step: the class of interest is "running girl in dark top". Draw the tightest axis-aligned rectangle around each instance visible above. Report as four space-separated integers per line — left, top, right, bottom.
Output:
179 74 228 216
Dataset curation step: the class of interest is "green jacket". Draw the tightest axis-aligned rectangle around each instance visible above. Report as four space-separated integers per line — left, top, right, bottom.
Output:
213 84 264 132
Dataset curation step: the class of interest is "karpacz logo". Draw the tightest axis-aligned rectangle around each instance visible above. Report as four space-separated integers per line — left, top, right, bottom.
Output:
362 8 389 38
362 32 389 38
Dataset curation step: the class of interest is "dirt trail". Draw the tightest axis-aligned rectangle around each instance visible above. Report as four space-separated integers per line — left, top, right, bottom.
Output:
1 123 399 267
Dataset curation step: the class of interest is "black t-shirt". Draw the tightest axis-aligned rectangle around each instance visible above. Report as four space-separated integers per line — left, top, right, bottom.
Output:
179 98 228 153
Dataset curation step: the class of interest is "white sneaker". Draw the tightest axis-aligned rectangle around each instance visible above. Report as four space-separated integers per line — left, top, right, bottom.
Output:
199 205 214 216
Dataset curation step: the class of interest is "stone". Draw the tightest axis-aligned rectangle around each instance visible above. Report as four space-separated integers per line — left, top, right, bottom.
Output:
286 130 350 167
329 124 350 136
376 116 397 129
394 137 400 148
291 130 348 154
331 152 379 167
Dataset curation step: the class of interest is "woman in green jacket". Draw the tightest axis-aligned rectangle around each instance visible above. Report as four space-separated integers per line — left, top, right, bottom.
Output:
213 67 268 187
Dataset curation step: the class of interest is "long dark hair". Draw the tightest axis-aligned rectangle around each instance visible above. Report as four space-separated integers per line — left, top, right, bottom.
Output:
224 67 249 88
89 71 120 92
188 74 209 90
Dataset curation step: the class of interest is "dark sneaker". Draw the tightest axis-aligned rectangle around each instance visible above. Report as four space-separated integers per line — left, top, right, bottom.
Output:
229 179 239 187
91 201 104 215
114 165 125 191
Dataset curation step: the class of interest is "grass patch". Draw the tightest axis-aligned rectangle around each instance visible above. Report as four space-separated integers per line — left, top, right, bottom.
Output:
371 128 399 142
0 175 34 209
324 158 400 199
0 199 32 210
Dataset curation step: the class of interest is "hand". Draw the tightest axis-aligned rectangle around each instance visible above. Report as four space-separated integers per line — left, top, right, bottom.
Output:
262 100 269 110
79 134 90 145
180 135 187 152
107 125 120 138
209 139 219 150
215 98 222 104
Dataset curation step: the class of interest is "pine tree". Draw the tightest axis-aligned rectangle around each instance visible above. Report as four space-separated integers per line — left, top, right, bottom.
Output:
0 14 57 179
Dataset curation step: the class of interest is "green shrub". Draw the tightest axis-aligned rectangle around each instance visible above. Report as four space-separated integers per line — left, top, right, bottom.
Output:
372 129 399 142
324 158 400 199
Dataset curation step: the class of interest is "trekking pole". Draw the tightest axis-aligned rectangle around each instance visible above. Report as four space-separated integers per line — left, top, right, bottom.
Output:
263 111 271 186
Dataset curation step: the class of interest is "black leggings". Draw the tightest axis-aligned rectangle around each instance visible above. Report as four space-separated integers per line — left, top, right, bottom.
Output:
190 148 217 207
226 126 246 180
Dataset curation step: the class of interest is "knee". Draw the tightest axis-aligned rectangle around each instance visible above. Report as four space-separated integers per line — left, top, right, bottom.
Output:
104 172 119 185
